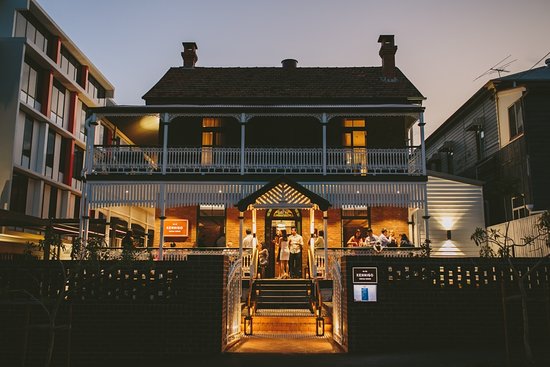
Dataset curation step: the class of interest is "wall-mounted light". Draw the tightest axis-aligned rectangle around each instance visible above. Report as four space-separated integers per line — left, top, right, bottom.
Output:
446 230 452 240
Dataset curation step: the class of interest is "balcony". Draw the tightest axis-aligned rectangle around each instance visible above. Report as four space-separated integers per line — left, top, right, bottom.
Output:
91 146 423 176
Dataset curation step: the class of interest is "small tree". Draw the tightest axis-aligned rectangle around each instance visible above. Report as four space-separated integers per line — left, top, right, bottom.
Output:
39 223 63 260
471 211 550 365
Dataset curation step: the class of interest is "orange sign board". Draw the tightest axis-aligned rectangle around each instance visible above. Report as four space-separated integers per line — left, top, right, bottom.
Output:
164 219 189 237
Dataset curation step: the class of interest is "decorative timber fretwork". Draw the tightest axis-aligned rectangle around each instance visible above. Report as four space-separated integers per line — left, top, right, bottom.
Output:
87 180 425 210
236 176 331 211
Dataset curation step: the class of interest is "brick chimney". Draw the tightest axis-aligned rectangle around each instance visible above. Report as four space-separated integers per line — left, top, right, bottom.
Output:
181 42 198 68
378 35 397 79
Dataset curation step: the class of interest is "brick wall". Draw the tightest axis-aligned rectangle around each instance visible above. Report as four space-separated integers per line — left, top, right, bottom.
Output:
370 206 408 238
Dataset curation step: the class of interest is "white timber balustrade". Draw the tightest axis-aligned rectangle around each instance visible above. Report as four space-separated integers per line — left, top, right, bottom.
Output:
92 146 423 175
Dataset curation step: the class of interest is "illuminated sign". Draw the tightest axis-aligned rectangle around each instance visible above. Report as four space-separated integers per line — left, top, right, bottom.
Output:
164 219 189 237
352 267 378 302
352 267 378 284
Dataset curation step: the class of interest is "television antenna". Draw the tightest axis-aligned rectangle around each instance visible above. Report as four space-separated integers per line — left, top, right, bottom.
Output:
473 55 517 81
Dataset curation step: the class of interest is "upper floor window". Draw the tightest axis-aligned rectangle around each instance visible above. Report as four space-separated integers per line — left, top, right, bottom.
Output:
45 130 56 178
59 46 81 83
20 61 42 110
342 119 366 148
87 75 106 105
21 115 34 169
342 119 366 172
73 146 85 181
14 12 49 55
201 118 223 165
50 81 66 126
76 100 88 142
508 100 524 140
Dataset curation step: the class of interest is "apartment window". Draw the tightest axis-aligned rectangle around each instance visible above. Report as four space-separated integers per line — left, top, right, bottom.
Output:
73 195 81 219
21 115 34 168
508 100 524 140
58 138 68 182
201 118 223 165
14 12 49 54
73 146 84 181
50 81 66 126
77 101 88 142
59 46 81 83
512 195 528 220
45 130 56 178
10 173 28 214
43 184 59 219
20 61 42 110
87 76 106 105
197 205 226 247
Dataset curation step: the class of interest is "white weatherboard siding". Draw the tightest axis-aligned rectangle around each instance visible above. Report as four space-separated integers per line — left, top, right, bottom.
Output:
488 213 550 258
417 174 484 257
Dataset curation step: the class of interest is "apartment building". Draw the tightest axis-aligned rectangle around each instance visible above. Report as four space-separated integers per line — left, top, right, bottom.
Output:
0 0 118 252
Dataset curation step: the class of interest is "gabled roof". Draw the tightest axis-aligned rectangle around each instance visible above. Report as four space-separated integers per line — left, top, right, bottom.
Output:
236 176 331 212
142 67 424 104
427 64 550 144
495 64 550 82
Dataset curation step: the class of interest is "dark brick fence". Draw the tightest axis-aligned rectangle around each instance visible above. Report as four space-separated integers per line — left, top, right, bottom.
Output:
342 257 550 356
0 256 228 366
1 256 549 365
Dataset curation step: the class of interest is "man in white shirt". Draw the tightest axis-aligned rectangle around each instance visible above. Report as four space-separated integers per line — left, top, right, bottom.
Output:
378 228 390 246
288 227 304 278
242 229 257 249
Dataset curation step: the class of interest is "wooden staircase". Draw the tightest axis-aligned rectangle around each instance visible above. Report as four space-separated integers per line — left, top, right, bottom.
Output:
242 279 331 335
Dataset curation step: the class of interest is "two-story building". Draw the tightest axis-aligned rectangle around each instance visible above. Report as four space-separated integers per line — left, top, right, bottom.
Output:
80 35 483 265
426 60 550 256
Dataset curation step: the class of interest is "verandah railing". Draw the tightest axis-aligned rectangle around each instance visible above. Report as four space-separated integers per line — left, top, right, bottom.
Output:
92 146 423 175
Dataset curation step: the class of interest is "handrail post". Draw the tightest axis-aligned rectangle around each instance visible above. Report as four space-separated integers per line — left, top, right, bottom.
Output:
161 113 169 175
322 113 328 175
240 113 246 175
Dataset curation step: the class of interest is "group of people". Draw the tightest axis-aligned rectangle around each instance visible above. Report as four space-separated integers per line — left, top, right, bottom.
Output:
347 227 412 251
242 227 306 279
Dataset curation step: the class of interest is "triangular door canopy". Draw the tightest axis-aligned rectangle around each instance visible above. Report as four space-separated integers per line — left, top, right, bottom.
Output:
236 176 331 212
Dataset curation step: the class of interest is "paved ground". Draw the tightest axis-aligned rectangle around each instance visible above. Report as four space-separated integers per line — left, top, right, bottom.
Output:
77 333 549 367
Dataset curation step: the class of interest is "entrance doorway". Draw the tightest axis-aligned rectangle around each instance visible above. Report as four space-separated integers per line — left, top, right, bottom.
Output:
264 209 301 278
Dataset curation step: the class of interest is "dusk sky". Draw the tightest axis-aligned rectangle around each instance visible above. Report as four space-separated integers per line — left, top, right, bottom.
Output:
39 0 550 137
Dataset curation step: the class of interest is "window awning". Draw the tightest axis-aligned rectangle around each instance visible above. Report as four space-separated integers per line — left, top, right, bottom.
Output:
236 176 331 212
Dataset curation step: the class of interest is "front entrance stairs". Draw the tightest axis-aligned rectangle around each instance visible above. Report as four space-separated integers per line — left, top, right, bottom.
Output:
241 278 332 335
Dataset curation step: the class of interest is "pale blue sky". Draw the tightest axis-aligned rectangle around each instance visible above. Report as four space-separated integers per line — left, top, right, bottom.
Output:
39 0 550 136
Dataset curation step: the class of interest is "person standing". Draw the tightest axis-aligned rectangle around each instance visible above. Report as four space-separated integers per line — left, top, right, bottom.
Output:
278 230 290 278
257 242 269 279
314 229 325 250
242 229 257 249
288 226 304 279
